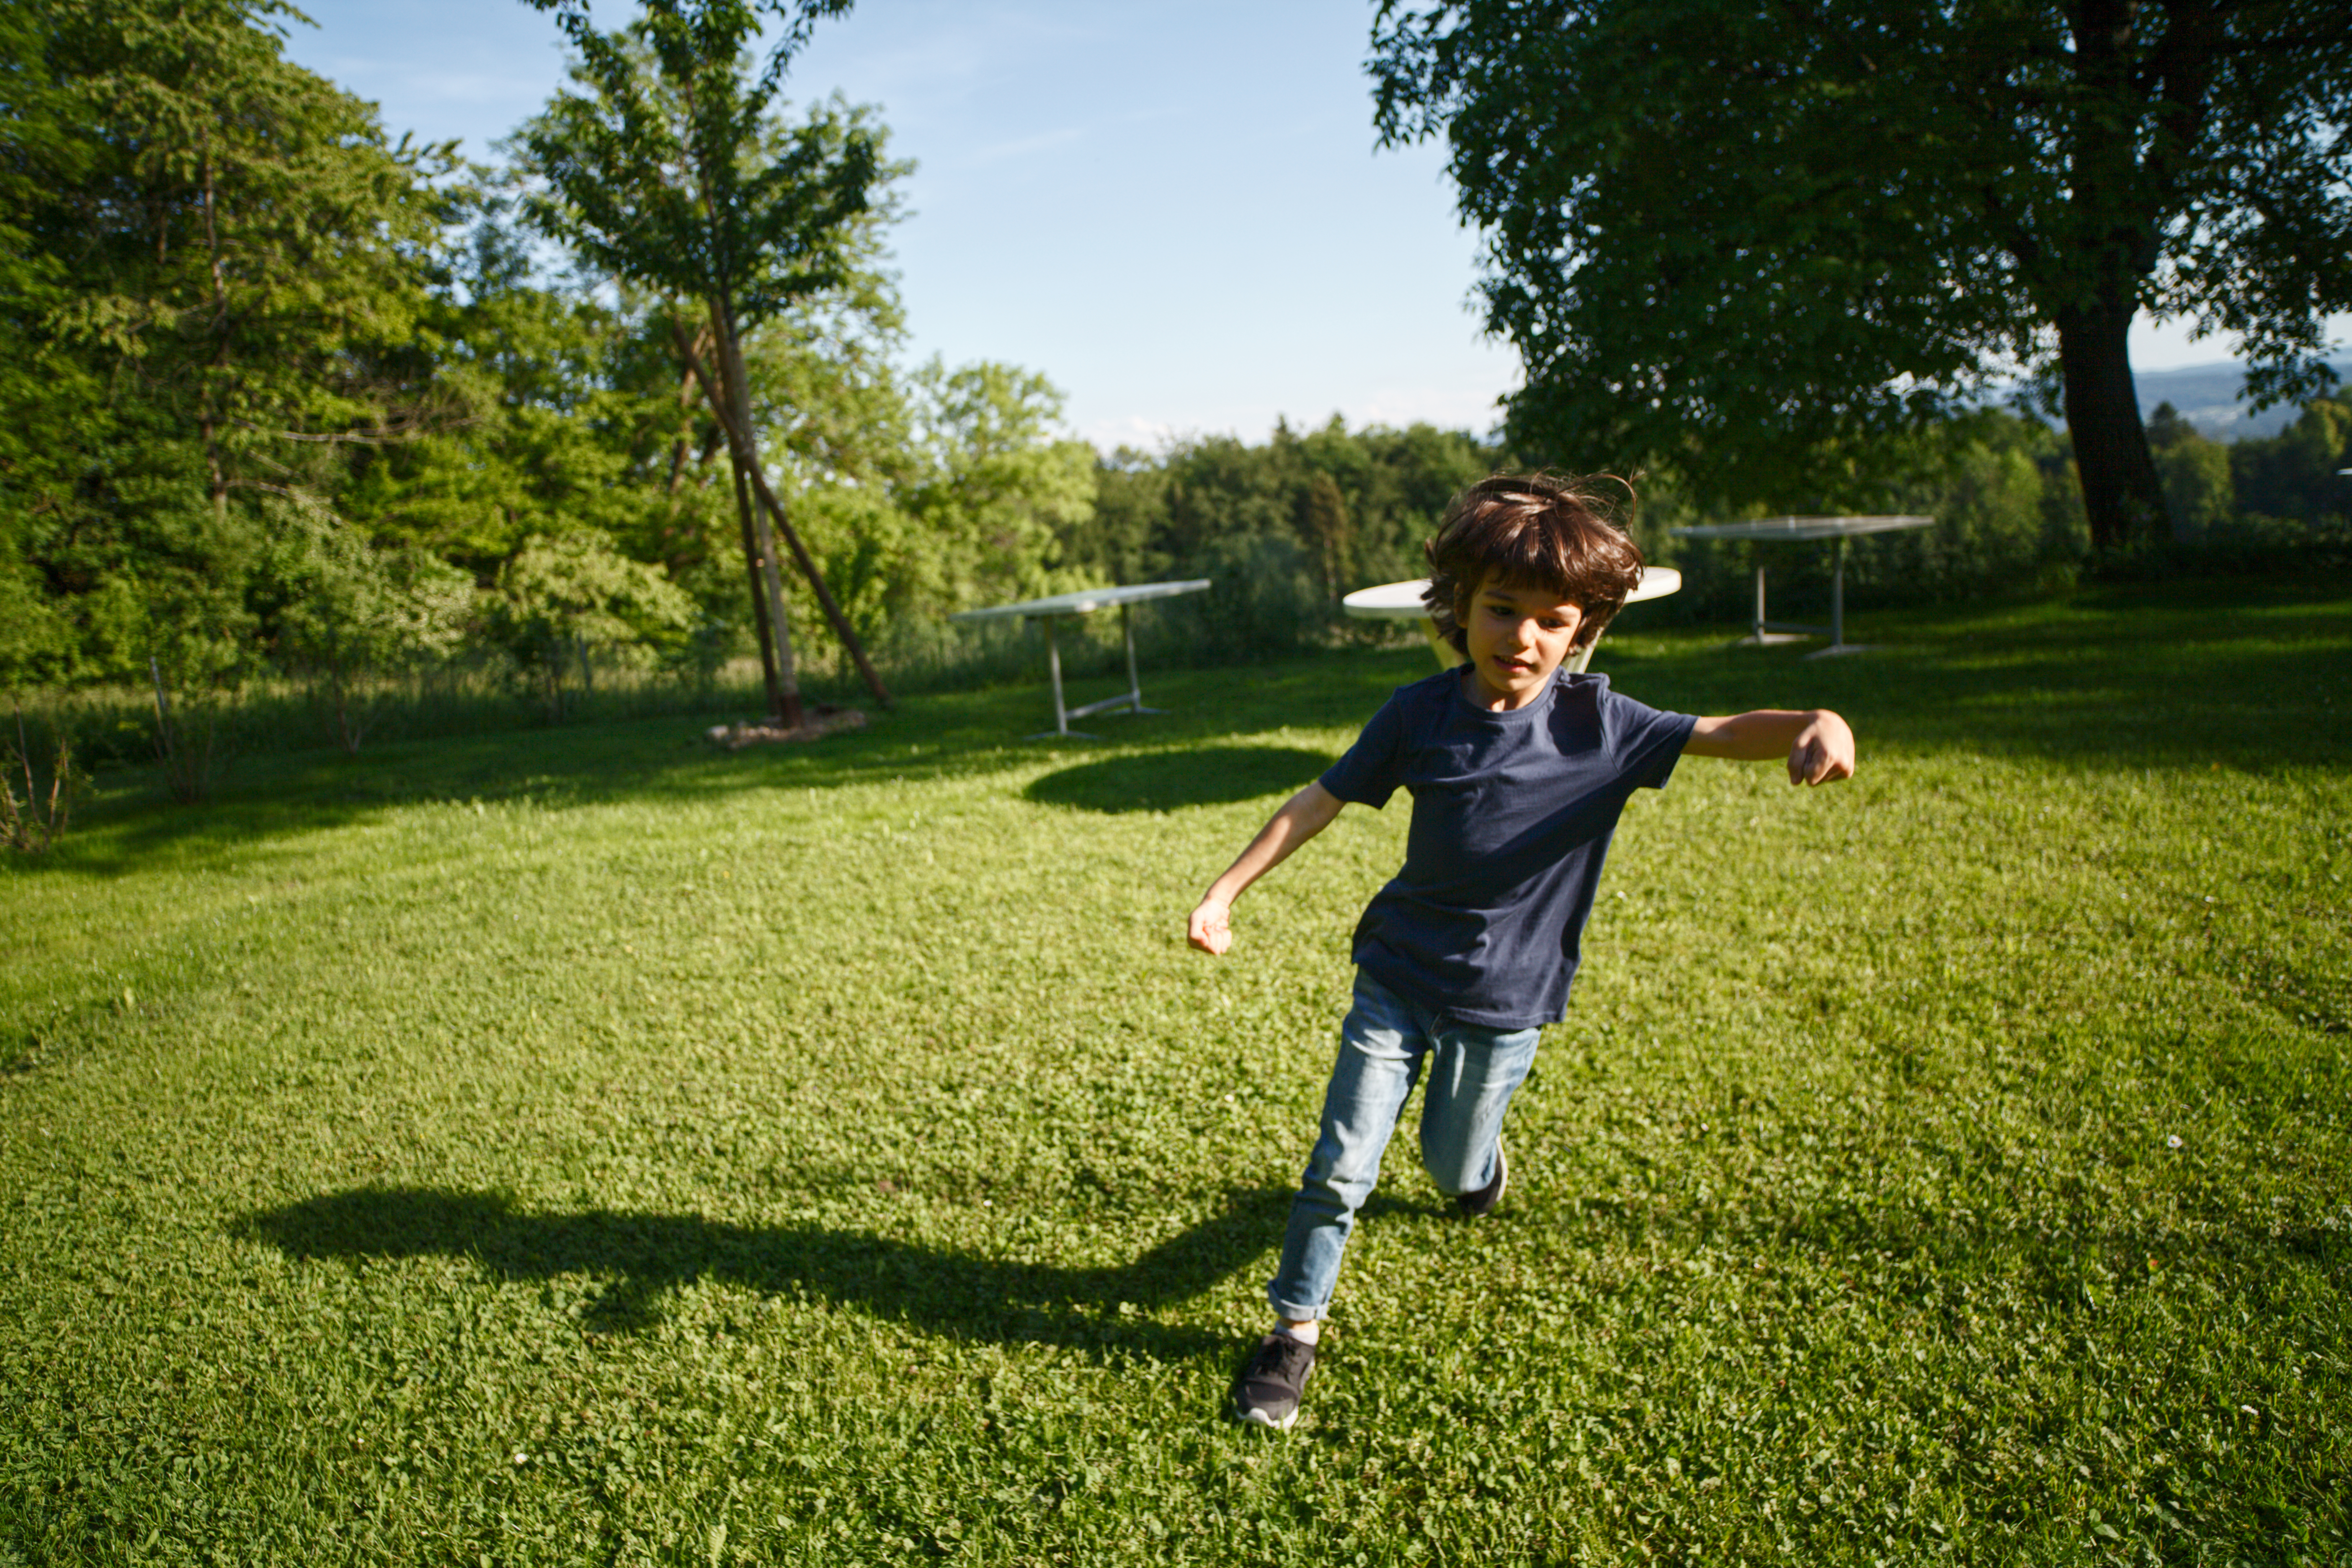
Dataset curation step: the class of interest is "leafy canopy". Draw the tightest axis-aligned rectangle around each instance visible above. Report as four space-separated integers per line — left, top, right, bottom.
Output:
1371 0 2352 510
517 1 878 328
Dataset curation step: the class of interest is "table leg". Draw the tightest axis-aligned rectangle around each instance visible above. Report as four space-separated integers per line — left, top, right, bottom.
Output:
1804 534 1877 657
1121 602 1164 714
1026 615 1098 738
1068 603 1165 723
1046 616 1068 734
1736 562 1818 646
1832 536 1846 648
1420 618 1460 669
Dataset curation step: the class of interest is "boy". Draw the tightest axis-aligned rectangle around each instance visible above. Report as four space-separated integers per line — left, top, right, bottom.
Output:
1188 475 1854 1430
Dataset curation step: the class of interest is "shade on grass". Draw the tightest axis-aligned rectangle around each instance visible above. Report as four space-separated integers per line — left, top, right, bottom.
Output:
3 578 2348 1565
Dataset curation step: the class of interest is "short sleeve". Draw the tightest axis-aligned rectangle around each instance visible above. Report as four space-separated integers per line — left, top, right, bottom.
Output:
1600 686 1698 791
1319 690 1410 808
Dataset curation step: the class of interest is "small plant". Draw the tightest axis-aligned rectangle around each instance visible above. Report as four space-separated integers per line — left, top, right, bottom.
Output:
149 653 237 804
1 701 75 853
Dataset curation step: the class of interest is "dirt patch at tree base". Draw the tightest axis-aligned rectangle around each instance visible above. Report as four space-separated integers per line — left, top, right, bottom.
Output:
704 707 867 750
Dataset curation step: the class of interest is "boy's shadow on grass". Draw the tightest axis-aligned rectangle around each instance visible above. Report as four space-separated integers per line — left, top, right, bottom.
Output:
1022 746 1333 813
241 1185 1292 1357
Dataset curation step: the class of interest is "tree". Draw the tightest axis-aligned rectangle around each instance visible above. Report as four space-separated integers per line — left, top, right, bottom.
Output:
487 530 696 721
2146 402 2234 536
1298 470 1354 599
4 0 452 696
897 360 1098 611
518 0 891 725
38 0 450 517
268 500 472 752
338 191 745 585
2230 397 2352 522
1371 0 2352 550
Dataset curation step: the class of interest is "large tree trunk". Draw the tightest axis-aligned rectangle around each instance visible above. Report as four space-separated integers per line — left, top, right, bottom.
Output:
669 314 785 720
2055 299 2169 552
710 300 803 729
671 310 896 712
728 446 782 705
2056 1 2173 553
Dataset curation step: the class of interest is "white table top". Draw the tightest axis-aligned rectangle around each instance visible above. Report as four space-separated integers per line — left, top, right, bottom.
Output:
949 578 1212 623
1671 514 1933 542
1341 567 1682 620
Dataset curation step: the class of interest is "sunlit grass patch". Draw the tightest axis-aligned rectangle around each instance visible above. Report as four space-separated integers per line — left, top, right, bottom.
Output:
3 578 2349 1564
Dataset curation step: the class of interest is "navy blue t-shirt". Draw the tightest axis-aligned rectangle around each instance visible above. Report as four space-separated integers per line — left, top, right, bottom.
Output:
1318 667 1696 1029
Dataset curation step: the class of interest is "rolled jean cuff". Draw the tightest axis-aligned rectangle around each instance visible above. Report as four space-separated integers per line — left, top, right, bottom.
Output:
1265 1291 1327 1323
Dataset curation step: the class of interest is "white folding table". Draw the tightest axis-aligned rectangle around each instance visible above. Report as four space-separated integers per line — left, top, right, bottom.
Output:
1340 568 1682 673
950 579 1212 739
1669 514 1933 657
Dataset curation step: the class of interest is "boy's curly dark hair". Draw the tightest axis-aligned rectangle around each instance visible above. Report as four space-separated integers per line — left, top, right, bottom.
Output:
1422 473 1645 655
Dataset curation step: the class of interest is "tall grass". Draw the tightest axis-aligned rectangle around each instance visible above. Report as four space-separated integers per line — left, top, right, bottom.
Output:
13 593 1427 786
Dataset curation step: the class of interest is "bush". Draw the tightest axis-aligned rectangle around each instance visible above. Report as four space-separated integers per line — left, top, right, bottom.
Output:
485 532 698 721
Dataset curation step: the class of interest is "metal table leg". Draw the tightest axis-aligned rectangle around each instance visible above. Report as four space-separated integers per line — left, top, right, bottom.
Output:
1026 615 1096 739
1805 535 1875 657
1114 602 1163 714
1738 562 1821 646
1065 601 1171 724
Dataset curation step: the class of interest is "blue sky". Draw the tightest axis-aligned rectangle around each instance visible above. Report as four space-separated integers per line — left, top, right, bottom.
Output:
279 0 2314 451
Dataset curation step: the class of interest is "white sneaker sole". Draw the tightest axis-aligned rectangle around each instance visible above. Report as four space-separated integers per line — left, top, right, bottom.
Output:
1235 1362 1310 1430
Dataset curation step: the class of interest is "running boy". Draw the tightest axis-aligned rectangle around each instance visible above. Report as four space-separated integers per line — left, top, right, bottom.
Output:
1188 474 1855 1429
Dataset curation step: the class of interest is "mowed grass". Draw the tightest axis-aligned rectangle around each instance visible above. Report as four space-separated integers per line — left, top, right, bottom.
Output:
3 578 2348 1566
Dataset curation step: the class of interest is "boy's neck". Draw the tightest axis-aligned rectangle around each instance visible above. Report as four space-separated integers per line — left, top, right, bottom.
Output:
1464 665 1554 712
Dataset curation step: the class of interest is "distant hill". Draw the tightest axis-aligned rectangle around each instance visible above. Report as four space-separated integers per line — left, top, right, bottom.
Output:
2129 358 2350 440
1995 357 2349 440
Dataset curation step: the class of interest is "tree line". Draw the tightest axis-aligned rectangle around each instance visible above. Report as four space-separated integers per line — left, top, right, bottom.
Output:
1372 0 2352 549
5 0 2348 789
0 0 1517 741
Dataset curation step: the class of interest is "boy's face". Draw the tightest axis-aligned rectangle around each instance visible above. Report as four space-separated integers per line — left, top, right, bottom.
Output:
1460 573 1589 711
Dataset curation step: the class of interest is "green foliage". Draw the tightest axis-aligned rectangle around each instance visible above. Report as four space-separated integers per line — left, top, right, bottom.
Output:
516 29 886 337
511 0 895 718
487 531 698 720
1592 410 2108 632
2 580 2348 1561
1298 471 1353 600
338 204 738 579
897 361 1098 606
1084 418 1504 662
2149 402 2238 538
1369 0 2352 547
268 501 474 752
2231 399 2352 526
0 703 75 853
34 0 451 498
1 0 450 701
518 2 866 328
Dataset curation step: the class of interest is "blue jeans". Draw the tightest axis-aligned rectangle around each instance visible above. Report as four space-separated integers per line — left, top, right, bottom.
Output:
1266 971 1543 1322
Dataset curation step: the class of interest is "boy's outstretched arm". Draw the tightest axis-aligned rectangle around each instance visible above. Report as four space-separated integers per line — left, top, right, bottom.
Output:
1188 781 1345 955
1684 709 1856 785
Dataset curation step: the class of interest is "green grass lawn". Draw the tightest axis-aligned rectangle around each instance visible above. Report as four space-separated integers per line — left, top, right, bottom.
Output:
4 578 2349 1565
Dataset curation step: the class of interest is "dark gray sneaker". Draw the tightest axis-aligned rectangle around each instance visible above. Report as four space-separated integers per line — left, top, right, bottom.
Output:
1233 1331 1315 1429
1455 1135 1508 1218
